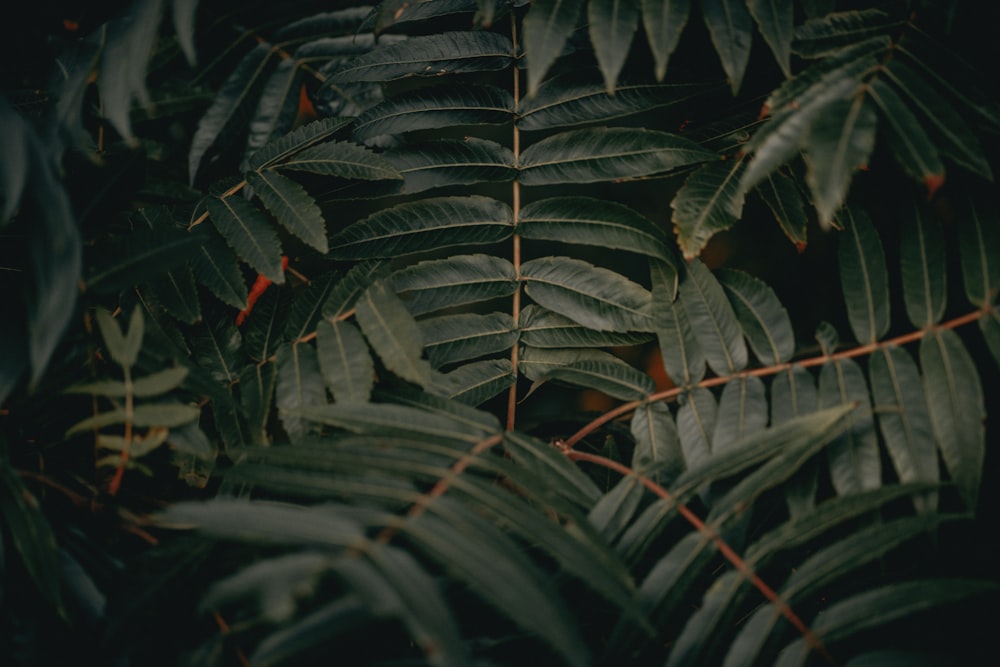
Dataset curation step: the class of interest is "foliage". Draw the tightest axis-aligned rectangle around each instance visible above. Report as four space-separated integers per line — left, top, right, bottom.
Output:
2 1 999 665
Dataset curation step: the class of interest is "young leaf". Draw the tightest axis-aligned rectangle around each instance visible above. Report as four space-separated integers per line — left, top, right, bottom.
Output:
275 342 327 441
519 127 714 185
384 137 516 194
278 140 403 181
651 259 706 385
247 170 327 253
589 0 641 93
747 0 793 78
756 171 808 249
522 0 584 97
837 206 890 344
676 386 718 467
518 196 671 260
671 158 746 260
957 199 1000 308
521 256 654 332
678 259 748 375
545 358 655 401
866 78 945 193
331 195 513 260
701 0 754 94
316 320 374 404
419 312 517 368
205 194 285 284
899 203 946 328
717 268 795 365
819 357 880 495
712 376 768 455
921 329 985 511
355 280 432 388
429 358 516 406
519 305 653 348
641 0 691 81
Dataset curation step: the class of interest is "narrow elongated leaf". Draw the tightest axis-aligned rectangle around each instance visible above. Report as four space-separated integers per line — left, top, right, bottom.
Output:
94 307 143 368
384 137 516 194
275 342 326 441
352 85 514 142
589 0 640 93
191 238 248 309
651 259 705 385
712 376 767 454
239 362 276 447
284 272 339 342
322 260 390 320
631 400 684 483
85 227 204 294
678 259 748 374
676 386 717 467
248 170 327 252
520 127 713 185
838 207 889 343
518 347 624 382
748 0 793 77
867 78 945 192
701 0 753 94
190 316 242 384
519 305 652 348
66 367 189 398
921 329 985 510
718 268 794 365
771 365 819 516
792 9 895 58
67 403 200 433
429 358 515 405
503 430 603 507
419 312 516 368
869 345 938 511
900 203 946 328
293 402 489 444
248 117 355 171
804 97 878 227
355 280 432 387
518 196 670 260
146 262 201 324
243 59 303 160
328 31 513 83
278 140 403 181
206 194 285 284
957 200 1000 307
666 571 748 667
589 475 646 542
391 254 517 317
517 74 716 131
242 287 291 362
672 159 746 259
819 357 880 495
756 171 807 249
316 320 373 404
546 358 655 401
641 0 691 81
523 0 583 97
213 386 249 455
331 195 513 260
979 308 1000 371
521 256 653 332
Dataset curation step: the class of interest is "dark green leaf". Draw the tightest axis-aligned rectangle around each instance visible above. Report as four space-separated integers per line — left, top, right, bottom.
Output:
701 0 753 94
519 127 714 185
867 78 945 193
191 316 243 384
382 137 515 194
756 171 807 249
979 308 1000 371
86 227 203 294
671 159 746 260
248 170 327 252
316 320 373 404
712 376 767 454
419 312 516 368
243 60 304 160
770 365 819 517
275 343 326 441
718 268 795 365
545 358 655 401
819 357 880 495
838 206 890 343
374 383 501 434
589 475 646 542
239 362 276 447
205 194 285 284
900 203 946 328
66 366 189 398
248 117 355 171
641 0 691 81
748 0 793 77
355 280 432 387
146 263 201 324
521 256 654 332
519 305 653 348
589 0 641 93
503 430 603 507
676 386 717 467
322 260 390 320
284 272 339 342
67 403 200 433
213 386 250 456
391 254 518 317
429 358 516 406
631 400 684 484
242 286 291 362
957 199 1000 308
191 237 248 310
519 346 622 382
293 402 490 444
523 0 584 97
651 258 706 385
792 9 895 58
278 140 403 181
678 259 748 374
665 571 746 667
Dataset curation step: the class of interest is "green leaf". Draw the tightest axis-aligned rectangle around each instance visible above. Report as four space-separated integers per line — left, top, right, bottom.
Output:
355 280 432 387
921 329 985 511
242 286 291 362
95 307 144 368
322 260 390 320
518 346 624 382
641 0 691 81
85 227 204 294
756 171 807 249
429 358 516 406
66 367 189 398
248 117 355 171
292 402 491 445
328 31 513 83
957 199 1000 308
676 386 717 467
838 206 890 343
284 272 339 342
671 159 746 260
651 258 706 385
384 137 516 194
545 358 655 401
278 140 403 181
517 74 716 131
213 386 250 456
631 400 684 484
718 268 795 365
191 316 243 384
191 237 248 310
980 308 1000 371
419 312 516 368
791 9 895 58
391 254 518 317
374 384 501 435
146 263 201 325
770 365 819 517
867 78 945 193
883 60 993 180
523 0 584 97
205 193 285 284
589 0 641 93
804 97 878 227
521 256 653 332
275 343 326 441
519 127 714 185
589 475 646 542
712 376 768 454
518 196 670 260
819 357 880 495
503 430 603 507
869 345 938 512
239 362 276 447
316 320 373 404
519 305 653 348
900 203 947 328
247 170 327 252
331 195 513 260
748 0 793 78
67 403 201 434
352 85 514 142
701 0 753 94
678 259 748 375
243 59 304 160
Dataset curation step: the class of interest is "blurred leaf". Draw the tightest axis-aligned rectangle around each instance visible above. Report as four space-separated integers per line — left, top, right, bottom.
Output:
701 0 753 94
66 367 189 398
293 402 491 444
589 0 641 93
239 362 276 447
523 0 583 97
672 159 746 260
86 227 202 294
641 0 691 81
770 365 819 517
67 403 200 434
838 207 890 343
355 280 432 387
957 199 1000 308
145 263 201 324
867 78 945 193
791 9 895 58
171 0 199 66
95 307 144 368
748 0 793 77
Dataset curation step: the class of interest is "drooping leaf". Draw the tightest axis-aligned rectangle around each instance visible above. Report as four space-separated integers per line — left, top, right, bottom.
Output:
631 400 684 484
701 0 754 94
770 364 819 517
921 329 985 511
651 258 706 386
712 376 768 454
278 140 403 181
191 237 248 310
327 31 514 84
837 206 890 343
85 227 203 294
867 78 945 193
819 357 880 496
978 308 1000 371
352 85 514 143
275 342 327 441
641 0 691 81
292 402 490 445
676 386 717 467
247 117 355 171
383 137 516 194
791 8 896 58
519 305 653 348
756 171 808 249
391 254 518 317
189 315 243 384
518 196 670 260
899 203 947 328
545 357 655 401
519 127 714 185
671 158 746 259
678 259 748 374
957 199 1000 308
522 0 584 97
331 195 513 260
747 0 793 78
355 280 432 388
322 260 390 320
869 345 938 512
419 312 517 368
521 256 654 332
247 170 328 253
429 358 516 406
589 0 641 93
205 193 285 284
717 268 795 365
